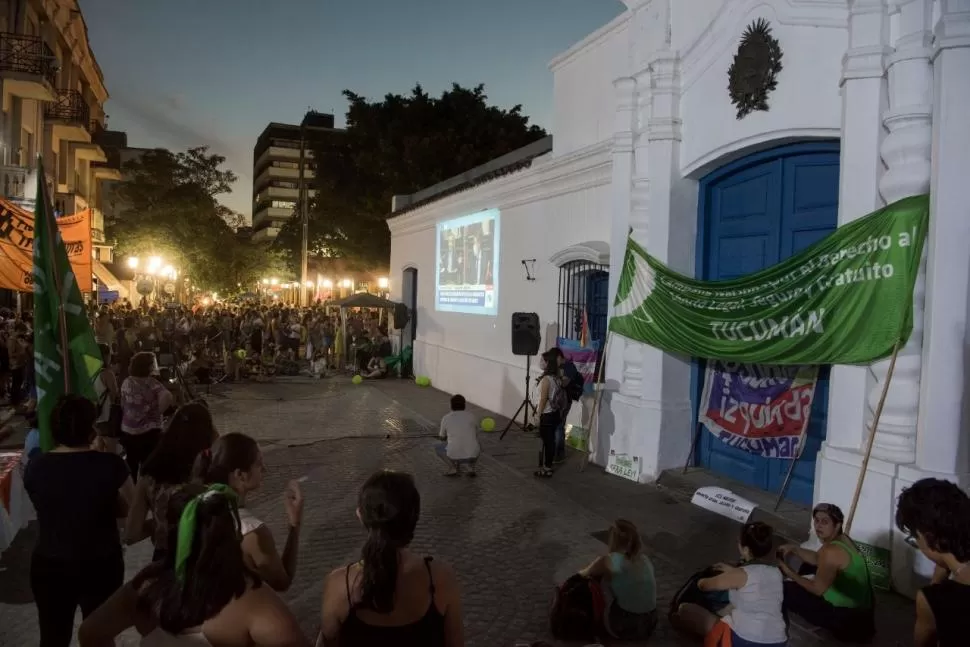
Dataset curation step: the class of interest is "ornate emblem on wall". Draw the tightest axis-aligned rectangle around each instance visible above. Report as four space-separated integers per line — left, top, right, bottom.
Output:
728 18 784 120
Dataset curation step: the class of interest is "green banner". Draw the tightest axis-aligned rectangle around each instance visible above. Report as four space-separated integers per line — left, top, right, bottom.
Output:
33 159 102 451
609 195 929 365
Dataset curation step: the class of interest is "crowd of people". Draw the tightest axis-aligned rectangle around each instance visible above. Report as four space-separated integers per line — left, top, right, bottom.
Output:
5 300 968 647
88 299 393 384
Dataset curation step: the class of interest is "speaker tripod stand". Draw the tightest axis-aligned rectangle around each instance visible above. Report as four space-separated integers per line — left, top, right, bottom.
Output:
501 355 537 439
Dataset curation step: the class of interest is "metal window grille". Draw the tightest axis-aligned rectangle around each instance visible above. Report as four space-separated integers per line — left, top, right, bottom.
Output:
556 260 609 345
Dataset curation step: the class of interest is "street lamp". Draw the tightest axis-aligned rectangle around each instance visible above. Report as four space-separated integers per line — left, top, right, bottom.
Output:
377 277 389 290
127 257 139 269
341 278 352 289
270 278 279 286
322 279 333 288
262 278 270 285
147 256 162 274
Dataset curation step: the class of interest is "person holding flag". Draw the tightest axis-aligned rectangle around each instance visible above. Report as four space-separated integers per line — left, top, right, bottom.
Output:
24 159 134 647
30 158 104 452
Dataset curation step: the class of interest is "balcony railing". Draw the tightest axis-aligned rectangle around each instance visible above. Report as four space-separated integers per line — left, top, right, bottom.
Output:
0 164 27 199
45 89 91 127
0 33 57 87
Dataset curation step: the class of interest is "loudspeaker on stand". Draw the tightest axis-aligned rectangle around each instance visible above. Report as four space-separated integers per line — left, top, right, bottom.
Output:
511 312 541 356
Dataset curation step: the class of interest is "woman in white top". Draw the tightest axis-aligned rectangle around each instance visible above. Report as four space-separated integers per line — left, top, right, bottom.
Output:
672 521 788 647
194 432 304 592
78 484 308 647
533 348 567 478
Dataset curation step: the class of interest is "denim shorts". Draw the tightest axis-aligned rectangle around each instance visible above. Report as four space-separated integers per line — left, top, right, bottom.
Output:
434 442 477 465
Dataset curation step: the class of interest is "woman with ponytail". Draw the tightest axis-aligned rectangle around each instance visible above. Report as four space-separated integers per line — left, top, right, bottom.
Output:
195 432 304 592
318 470 464 647
124 401 219 561
78 484 308 647
672 521 789 647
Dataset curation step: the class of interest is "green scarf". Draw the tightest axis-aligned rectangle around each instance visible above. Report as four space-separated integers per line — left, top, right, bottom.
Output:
174 483 239 586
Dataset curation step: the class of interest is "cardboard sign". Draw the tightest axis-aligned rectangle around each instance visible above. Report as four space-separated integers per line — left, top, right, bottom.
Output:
606 450 641 482
691 486 756 523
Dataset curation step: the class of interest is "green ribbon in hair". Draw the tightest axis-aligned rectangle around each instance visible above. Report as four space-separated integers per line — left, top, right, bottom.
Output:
174 483 238 586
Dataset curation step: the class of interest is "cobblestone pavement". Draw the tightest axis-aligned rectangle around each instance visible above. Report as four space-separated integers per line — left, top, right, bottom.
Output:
0 377 914 646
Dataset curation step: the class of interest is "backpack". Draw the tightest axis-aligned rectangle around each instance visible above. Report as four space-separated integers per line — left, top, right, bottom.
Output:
546 376 568 413
565 377 584 402
667 565 733 617
549 574 604 641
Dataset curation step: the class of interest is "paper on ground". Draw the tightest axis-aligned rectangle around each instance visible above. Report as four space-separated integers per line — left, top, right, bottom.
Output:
691 486 756 523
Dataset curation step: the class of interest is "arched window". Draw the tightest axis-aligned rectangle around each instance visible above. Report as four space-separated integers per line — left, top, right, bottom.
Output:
557 260 609 346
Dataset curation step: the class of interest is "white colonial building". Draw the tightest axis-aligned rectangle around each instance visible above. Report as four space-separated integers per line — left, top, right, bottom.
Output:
387 0 970 596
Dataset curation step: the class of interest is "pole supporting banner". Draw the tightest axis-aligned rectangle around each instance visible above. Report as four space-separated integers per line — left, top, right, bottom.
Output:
845 340 902 535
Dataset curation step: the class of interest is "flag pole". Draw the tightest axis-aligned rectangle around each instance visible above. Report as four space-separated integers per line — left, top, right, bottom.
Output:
845 340 902 535
580 332 611 472
38 161 72 394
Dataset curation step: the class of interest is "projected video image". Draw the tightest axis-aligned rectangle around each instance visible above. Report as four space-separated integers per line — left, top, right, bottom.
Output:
435 208 500 315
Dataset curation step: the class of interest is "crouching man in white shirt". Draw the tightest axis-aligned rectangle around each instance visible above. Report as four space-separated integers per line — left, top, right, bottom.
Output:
436 394 481 477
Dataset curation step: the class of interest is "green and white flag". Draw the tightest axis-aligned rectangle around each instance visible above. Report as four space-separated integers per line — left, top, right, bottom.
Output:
609 195 929 365
32 159 102 451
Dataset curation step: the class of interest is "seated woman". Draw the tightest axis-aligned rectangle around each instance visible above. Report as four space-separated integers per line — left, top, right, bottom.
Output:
318 470 463 646
78 483 308 647
672 521 788 647
895 478 970 647
578 519 657 641
196 433 304 592
361 356 387 380
777 503 874 643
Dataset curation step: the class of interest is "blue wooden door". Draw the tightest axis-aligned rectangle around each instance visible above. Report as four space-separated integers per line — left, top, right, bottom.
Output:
694 142 839 505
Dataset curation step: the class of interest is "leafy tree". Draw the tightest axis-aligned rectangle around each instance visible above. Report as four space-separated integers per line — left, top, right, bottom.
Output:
106 147 280 293
274 83 547 270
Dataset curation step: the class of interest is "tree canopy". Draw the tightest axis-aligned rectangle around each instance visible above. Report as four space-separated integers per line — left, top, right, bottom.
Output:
106 147 286 293
274 83 547 269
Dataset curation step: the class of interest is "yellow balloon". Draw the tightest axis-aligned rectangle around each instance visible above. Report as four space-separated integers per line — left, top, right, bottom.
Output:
352 375 363 384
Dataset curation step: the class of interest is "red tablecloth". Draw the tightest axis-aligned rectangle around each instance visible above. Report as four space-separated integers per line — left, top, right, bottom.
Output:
0 450 32 555
0 450 19 512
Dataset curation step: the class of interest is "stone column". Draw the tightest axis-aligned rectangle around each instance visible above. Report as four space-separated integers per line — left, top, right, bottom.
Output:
823 0 891 453
638 50 695 475
913 0 970 478
870 0 933 463
618 69 650 400
599 76 638 464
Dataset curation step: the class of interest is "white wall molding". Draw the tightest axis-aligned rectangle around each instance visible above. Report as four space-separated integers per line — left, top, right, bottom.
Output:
549 12 632 72
682 128 842 178
680 1 849 94
387 141 612 237
549 241 611 267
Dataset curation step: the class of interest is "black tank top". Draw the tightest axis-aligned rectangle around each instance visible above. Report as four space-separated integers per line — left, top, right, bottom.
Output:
339 556 446 647
922 578 970 647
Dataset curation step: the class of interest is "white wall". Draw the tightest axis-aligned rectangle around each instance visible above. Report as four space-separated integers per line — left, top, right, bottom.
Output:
677 1 846 176
549 13 631 158
389 145 612 419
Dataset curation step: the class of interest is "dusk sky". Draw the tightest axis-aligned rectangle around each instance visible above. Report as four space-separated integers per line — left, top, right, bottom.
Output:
80 0 625 221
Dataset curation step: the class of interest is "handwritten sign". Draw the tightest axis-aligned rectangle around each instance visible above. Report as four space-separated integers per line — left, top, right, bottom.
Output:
606 451 641 483
699 362 818 459
691 486 756 523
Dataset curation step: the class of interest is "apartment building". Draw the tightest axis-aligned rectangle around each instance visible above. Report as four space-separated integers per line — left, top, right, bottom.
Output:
0 0 123 292
251 110 343 243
